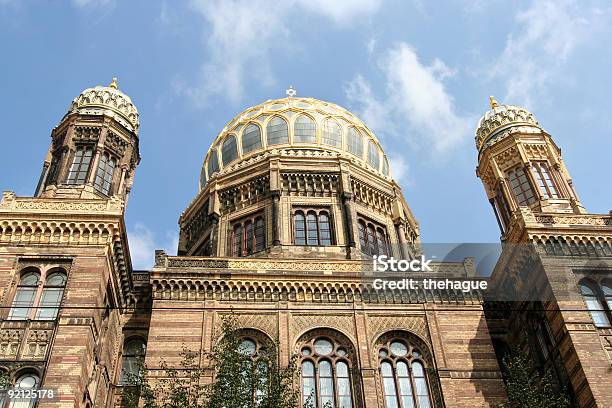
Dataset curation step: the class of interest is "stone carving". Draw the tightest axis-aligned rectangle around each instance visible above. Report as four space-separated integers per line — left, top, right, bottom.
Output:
105 130 130 156
476 104 540 151
290 313 356 346
69 85 139 132
74 126 101 142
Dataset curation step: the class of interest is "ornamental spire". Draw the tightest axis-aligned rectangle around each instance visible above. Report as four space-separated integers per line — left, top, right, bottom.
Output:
286 85 296 98
109 77 118 89
489 95 499 109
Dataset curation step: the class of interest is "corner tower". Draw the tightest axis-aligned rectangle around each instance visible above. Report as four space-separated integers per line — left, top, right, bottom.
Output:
476 96 586 237
36 77 140 205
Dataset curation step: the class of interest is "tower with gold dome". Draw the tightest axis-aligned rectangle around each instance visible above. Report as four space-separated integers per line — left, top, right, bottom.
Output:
476 97 612 407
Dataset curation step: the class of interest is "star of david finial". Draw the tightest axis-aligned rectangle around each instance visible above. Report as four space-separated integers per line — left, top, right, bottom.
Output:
286 85 296 98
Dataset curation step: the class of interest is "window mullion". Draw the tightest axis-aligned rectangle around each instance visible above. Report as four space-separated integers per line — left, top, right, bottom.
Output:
393 363 403 408
31 282 45 320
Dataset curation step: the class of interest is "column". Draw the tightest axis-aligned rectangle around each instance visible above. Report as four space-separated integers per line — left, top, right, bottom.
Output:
271 191 281 246
341 192 356 248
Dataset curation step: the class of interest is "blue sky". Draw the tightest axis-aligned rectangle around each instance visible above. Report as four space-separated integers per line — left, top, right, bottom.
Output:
1 0 611 269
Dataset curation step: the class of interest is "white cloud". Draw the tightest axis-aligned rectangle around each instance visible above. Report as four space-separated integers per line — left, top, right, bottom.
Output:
128 224 178 270
183 0 381 105
71 0 115 8
492 0 607 107
388 154 411 185
346 43 471 155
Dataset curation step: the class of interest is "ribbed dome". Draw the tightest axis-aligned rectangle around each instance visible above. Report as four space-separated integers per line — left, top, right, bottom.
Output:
475 98 540 152
66 78 140 134
200 97 390 190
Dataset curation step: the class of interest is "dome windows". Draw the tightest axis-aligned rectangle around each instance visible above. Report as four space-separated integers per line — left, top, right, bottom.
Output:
368 139 381 170
347 127 364 158
207 149 220 178
266 116 289 145
321 119 342 147
242 124 262 154
294 115 316 143
221 134 238 166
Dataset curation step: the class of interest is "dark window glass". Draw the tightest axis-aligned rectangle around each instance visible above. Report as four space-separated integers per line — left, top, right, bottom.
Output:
267 116 289 145
8 271 40 320
93 153 116 195
295 212 306 245
245 221 254 254
233 224 243 257
367 225 378 255
358 221 367 250
222 135 238 166
35 272 66 320
66 147 93 184
580 282 610 327
242 124 262 154
207 149 220 177
255 218 265 252
120 339 146 384
306 212 319 245
319 213 332 246
376 228 388 256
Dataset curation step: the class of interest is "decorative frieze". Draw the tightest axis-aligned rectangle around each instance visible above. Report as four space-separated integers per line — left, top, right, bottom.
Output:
281 172 339 197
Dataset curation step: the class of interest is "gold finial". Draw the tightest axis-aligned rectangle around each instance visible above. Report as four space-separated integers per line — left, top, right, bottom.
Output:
109 77 118 89
489 95 499 109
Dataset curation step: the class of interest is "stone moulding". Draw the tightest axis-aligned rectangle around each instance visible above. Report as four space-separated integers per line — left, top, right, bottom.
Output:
0 191 124 215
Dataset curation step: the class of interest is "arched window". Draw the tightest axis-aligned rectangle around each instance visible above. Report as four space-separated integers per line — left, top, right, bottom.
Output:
379 337 433 408
579 280 610 328
35 272 67 320
306 212 319 246
8 270 40 320
207 149 220 178
235 332 272 405
93 153 116 196
506 166 536 206
299 335 355 408
232 224 244 257
358 221 367 250
120 339 146 384
295 212 306 245
321 119 342 147
368 140 381 170
347 128 364 158
376 228 389 257
294 210 334 247
531 162 559 199
382 157 390 176
231 214 266 256
222 135 238 166
255 218 265 252
294 115 316 143
66 146 93 184
367 225 378 255
267 116 289 145
9 373 39 408
242 124 262 154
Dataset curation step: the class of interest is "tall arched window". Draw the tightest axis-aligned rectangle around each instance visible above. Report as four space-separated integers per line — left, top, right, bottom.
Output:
9 373 39 408
242 124 262 154
579 280 611 327
299 334 355 408
267 116 289 145
306 212 319 246
295 212 306 245
506 166 536 206
222 135 239 166
93 153 116 195
233 224 244 257
603 280 612 311
207 149 220 178
35 271 67 320
368 140 381 170
8 270 39 320
294 210 334 246
66 146 93 184
379 337 433 408
120 338 146 384
347 128 364 158
294 115 316 143
382 157 390 176
531 162 559 199
255 218 265 252
321 119 342 147
358 221 367 250
358 216 391 256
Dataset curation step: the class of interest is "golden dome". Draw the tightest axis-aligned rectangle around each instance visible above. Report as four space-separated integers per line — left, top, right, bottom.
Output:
475 97 540 152
200 96 390 190
66 78 140 134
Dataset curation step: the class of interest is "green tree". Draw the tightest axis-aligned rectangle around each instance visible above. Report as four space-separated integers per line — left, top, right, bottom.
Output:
123 315 300 408
499 349 571 408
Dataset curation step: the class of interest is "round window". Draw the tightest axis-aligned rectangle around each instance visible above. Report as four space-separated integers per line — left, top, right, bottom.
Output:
239 339 257 356
314 338 333 355
390 341 408 357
